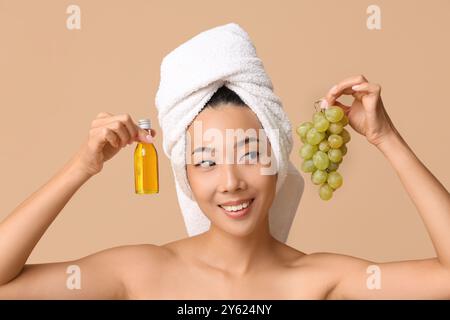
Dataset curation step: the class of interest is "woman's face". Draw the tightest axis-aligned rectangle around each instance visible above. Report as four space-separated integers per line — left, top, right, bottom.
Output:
186 104 277 237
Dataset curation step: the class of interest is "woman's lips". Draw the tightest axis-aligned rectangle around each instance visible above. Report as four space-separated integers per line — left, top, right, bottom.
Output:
218 198 254 219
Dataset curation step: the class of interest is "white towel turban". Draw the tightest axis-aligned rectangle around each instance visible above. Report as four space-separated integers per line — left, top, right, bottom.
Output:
155 23 304 243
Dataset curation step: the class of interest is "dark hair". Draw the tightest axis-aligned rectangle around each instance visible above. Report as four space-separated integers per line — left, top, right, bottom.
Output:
204 85 247 108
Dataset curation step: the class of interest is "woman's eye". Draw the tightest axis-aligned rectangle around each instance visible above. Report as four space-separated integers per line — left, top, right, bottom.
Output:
195 160 216 168
194 152 259 167
242 151 260 162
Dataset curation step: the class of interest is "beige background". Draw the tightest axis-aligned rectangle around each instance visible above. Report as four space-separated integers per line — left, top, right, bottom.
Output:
0 0 449 264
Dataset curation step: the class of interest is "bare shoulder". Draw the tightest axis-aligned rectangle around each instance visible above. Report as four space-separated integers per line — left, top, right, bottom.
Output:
271 243 359 268
86 243 172 278
0 243 170 300
300 251 371 265
116 243 173 269
294 251 372 276
88 243 170 264
301 252 450 299
290 251 373 299
90 243 172 298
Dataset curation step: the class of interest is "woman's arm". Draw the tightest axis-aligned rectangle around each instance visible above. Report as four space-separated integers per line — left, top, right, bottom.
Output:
0 157 129 299
320 75 450 299
377 130 450 267
325 130 450 299
0 157 91 285
0 112 155 298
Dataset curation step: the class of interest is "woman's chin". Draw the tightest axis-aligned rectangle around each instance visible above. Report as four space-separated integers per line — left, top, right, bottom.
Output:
217 216 263 238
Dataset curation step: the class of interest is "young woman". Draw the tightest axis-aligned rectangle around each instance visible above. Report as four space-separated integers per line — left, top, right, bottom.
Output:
0 75 449 299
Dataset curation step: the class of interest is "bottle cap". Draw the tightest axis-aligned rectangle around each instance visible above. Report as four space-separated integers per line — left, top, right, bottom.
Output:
138 118 151 130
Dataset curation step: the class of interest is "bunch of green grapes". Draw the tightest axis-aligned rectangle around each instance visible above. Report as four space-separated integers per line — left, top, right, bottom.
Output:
296 105 350 201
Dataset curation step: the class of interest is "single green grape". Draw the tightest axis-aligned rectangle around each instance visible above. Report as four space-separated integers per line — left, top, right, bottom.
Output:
319 140 330 152
325 106 344 123
306 128 325 145
340 144 347 156
301 159 316 173
311 169 328 184
314 117 330 133
327 162 340 172
299 143 318 160
328 122 343 134
300 135 307 143
312 169 328 185
341 128 351 144
313 150 330 170
296 122 313 138
319 183 334 200
328 134 344 149
327 171 343 189
328 148 343 163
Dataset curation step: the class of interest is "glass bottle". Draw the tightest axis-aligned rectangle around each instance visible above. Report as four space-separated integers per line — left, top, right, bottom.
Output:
134 119 159 194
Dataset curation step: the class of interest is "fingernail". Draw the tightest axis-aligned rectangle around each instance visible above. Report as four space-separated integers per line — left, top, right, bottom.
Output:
319 99 328 110
146 134 153 143
352 84 361 90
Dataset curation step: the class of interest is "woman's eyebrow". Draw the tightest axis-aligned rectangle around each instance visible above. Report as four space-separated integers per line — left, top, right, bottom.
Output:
191 136 259 155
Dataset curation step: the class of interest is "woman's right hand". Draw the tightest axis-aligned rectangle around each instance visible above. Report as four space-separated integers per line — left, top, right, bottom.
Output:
323 75 396 147
72 112 156 177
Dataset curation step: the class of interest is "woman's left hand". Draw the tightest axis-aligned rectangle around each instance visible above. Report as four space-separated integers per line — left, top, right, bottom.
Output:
323 75 397 147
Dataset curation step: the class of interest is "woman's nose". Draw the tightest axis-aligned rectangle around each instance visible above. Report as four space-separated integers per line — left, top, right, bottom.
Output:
218 164 245 193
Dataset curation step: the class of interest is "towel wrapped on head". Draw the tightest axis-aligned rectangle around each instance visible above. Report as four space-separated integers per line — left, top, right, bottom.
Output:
155 23 304 243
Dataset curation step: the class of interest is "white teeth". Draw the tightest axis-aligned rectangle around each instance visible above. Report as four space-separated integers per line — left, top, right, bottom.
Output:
220 200 251 212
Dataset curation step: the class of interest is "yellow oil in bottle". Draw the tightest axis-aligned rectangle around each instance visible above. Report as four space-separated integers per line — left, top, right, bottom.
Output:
134 119 159 194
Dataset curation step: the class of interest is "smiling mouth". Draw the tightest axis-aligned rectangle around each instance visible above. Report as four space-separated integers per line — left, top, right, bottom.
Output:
218 198 255 218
